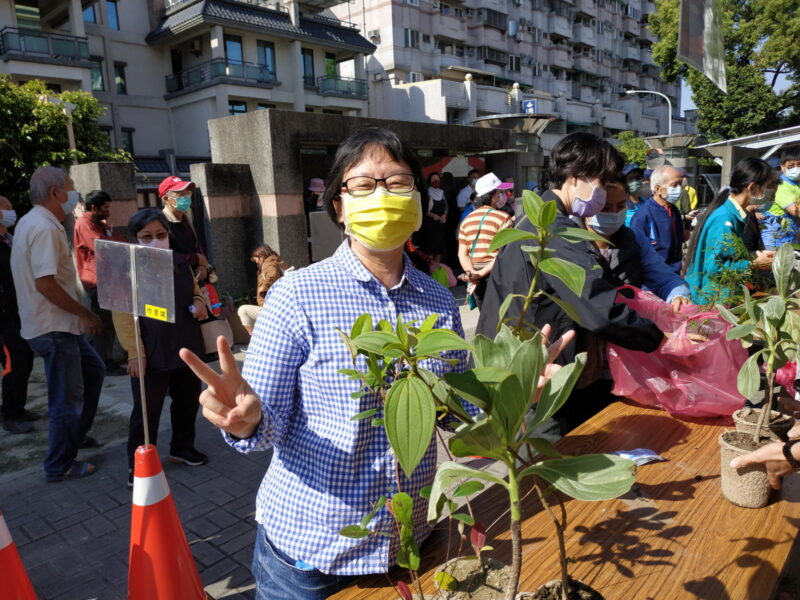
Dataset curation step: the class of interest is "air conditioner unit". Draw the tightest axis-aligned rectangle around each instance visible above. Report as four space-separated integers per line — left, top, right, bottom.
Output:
367 29 381 41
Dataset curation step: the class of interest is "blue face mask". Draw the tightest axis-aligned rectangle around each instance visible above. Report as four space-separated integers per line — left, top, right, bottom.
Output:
61 190 80 215
174 194 192 212
665 186 682 205
785 167 800 181
587 209 627 236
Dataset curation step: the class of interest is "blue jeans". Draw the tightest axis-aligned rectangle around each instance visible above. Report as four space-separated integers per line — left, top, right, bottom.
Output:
27 332 105 476
252 525 356 600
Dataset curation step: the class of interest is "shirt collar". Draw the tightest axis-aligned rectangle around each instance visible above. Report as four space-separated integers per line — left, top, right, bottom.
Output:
163 206 182 223
333 239 426 293
727 197 747 221
33 204 64 228
781 175 798 187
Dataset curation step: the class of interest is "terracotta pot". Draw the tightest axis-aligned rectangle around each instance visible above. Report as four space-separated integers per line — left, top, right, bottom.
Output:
732 407 793 441
719 430 771 508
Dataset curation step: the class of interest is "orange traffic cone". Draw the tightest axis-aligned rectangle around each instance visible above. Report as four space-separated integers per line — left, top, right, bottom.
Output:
128 445 207 599
0 511 37 600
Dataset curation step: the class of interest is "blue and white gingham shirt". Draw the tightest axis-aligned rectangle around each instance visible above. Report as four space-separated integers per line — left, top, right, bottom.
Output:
226 240 469 575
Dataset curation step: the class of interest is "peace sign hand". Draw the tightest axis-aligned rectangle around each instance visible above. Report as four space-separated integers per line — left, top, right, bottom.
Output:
180 336 263 439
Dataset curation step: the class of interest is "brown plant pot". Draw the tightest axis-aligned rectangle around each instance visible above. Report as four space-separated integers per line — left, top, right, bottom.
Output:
732 407 793 441
719 430 772 508
520 578 603 600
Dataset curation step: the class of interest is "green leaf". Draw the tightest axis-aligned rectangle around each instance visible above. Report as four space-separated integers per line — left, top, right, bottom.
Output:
539 199 558 229
496 293 525 330
542 290 584 326
726 322 756 341
339 525 371 539
371 417 384 427
415 328 473 356
489 372 527 440
523 437 562 458
472 334 512 370
552 226 610 245
449 417 508 461
396 314 408 347
716 303 740 326
737 350 762 400
489 228 537 252
522 190 545 223
451 513 476 526
519 454 636 500
443 369 494 412
762 295 786 324
453 480 485 497
391 492 414 526
434 571 459 591
509 336 546 409
418 313 439 332
384 376 436 478
427 461 508 522
350 313 373 338
351 408 379 421
540 257 586 299
419 486 432 499
529 353 586 430
772 243 795 297
353 331 399 354
338 368 364 380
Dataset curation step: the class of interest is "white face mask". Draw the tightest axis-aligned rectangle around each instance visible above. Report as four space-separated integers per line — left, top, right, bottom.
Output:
587 209 627 236
0 209 17 228
785 167 800 181
665 186 682 204
139 237 170 250
61 190 80 214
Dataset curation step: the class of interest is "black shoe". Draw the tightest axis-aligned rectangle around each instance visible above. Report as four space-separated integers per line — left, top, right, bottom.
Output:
3 418 34 434
19 409 40 422
127 470 134 489
80 435 104 449
168 448 208 466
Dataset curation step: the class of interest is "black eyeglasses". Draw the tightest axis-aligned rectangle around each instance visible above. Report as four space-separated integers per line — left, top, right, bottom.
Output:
342 173 416 197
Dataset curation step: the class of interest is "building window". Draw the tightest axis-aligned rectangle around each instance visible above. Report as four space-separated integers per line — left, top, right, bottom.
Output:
90 57 104 91
454 7 463 17
257 40 276 79
323 109 343 115
406 0 419 5
114 62 127 94
257 103 276 110
83 4 97 23
99 125 112 146
440 3 451 15
508 55 520 72
301 48 315 86
120 128 134 154
15 2 41 30
422 34 431 44
229 101 247 115
224 34 244 64
404 28 420 48
409 71 422 82
324 53 337 78
479 9 508 31
106 0 119 30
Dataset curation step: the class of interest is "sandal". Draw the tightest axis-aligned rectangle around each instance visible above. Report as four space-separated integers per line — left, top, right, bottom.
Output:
46 461 97 482
80 436 104 449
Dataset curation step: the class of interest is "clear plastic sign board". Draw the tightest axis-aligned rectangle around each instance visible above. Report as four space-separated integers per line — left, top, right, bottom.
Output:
95 239 176 323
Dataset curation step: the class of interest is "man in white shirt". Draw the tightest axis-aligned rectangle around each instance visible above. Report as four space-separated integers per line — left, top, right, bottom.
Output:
11 166 105 482
456 169 480 210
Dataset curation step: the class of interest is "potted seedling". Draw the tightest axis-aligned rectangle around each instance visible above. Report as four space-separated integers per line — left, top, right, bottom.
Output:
718 242 800 507
338 192 637 600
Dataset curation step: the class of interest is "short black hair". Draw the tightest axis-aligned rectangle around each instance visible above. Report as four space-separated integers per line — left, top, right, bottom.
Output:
625 167 644 179
84 190 111 211
322 127 427 229
549 132 624 189
467 169 479 178
427 171 441 186
477 191 496 207
128 208 169 238
780 144 800 164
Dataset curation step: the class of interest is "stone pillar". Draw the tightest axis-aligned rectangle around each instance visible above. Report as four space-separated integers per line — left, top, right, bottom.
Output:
68 0 86 37
210 25 225 60
464 73 477 123
354 53 366 80
285 0 300 26
291 40 305 112
190 163 258 298
70 162 138 236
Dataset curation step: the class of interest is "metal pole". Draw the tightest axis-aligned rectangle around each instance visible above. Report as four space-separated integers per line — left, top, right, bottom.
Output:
129 245 150 448
64 109 77 164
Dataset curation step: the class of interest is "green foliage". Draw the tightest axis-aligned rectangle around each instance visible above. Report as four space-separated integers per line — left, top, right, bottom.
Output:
702 234 768 308
0 75 131 212
612 131 649 167
648 0 799 138
518 454 637 501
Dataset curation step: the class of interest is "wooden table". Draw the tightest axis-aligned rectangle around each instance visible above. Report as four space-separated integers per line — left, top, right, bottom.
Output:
331 402 800 600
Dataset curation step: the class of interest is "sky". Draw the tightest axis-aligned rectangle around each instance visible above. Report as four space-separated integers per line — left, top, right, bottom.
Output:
680 72 792 115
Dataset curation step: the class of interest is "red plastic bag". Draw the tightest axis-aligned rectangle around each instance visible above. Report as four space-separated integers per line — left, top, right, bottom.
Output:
607 285 748 418
775 361 796 395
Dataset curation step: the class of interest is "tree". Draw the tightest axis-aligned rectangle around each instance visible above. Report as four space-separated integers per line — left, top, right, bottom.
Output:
0 75 130 213
648 0 799 139
613 131 649 167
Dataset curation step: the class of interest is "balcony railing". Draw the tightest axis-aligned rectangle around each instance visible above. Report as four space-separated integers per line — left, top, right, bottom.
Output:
303 74 316 87
165 58 277 94
317 76 368 99
304 13 357 30
163 0 288 18
0 27 90 65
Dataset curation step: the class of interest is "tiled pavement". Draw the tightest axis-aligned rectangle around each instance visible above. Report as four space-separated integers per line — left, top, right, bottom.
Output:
0 301 482 600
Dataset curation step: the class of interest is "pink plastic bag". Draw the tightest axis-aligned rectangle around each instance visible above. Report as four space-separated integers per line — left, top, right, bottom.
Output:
607 285 748 418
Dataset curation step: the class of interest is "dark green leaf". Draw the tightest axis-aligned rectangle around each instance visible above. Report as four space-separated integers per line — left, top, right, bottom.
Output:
509 335 546 409
489 228 537 252
451 513 476 526
384 376 436 477
524 437 562 458
351 408 379 421
472 334 511 369
539 199 558 229
415 329 473 356
529 353 586 429
496 293 525 330
542 290 584 326
449 418 508 461
419 485 432 499
453 481 485 497
552 226 610 245
339 525 371 539
353 331 399 354
540 257 586 298
519 454 636 500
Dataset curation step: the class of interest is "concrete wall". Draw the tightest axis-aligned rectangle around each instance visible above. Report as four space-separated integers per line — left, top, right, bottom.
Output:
70 161 138 234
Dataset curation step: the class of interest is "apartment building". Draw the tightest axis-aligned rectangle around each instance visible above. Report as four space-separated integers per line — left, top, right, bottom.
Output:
0 0 375 188
331 0 689 146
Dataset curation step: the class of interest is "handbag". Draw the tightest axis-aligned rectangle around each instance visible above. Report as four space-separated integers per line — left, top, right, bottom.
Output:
198 302 234 355
465 209 494 310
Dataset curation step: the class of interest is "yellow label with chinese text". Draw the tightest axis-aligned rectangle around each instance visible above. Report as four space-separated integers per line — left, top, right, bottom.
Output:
144 304 168 321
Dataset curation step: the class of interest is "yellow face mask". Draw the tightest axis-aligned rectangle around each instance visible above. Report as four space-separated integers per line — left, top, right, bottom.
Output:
342 188 422 252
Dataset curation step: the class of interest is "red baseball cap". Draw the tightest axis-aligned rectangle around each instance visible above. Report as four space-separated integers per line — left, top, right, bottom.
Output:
158 176 195 198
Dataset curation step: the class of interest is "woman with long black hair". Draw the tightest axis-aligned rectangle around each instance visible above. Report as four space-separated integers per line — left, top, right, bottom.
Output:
684 158 777 305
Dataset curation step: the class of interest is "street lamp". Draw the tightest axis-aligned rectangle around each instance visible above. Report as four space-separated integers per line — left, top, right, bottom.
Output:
38 95 77 164
625 89 672 137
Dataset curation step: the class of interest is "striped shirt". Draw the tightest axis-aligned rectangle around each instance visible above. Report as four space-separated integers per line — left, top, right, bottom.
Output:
224 240 473 576
458 206 512 267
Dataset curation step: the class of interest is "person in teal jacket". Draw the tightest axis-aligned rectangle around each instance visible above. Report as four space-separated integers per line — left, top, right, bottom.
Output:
685 158 776 306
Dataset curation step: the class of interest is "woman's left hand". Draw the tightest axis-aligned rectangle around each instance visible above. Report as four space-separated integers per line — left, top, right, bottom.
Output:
671 296 691 313
192 298 208 320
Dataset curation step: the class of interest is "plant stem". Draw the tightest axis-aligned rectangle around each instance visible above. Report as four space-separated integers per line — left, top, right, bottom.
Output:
513 239 547 337
504 458 523 600
754 358 775 444
533 482 571 600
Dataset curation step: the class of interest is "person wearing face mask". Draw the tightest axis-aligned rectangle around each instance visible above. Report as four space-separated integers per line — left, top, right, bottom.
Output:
0 195 36 435
175 127 576 600
761 145 800 250
158 176 210 283
629 164 687 275
111 209 208 487
685 158 777 306
457 168 480 211
457 172 514 308
10 167 105 480
478 133 664 432
623 164 647 226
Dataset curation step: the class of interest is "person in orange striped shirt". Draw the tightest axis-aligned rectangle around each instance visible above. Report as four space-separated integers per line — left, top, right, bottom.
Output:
457 173 514 308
